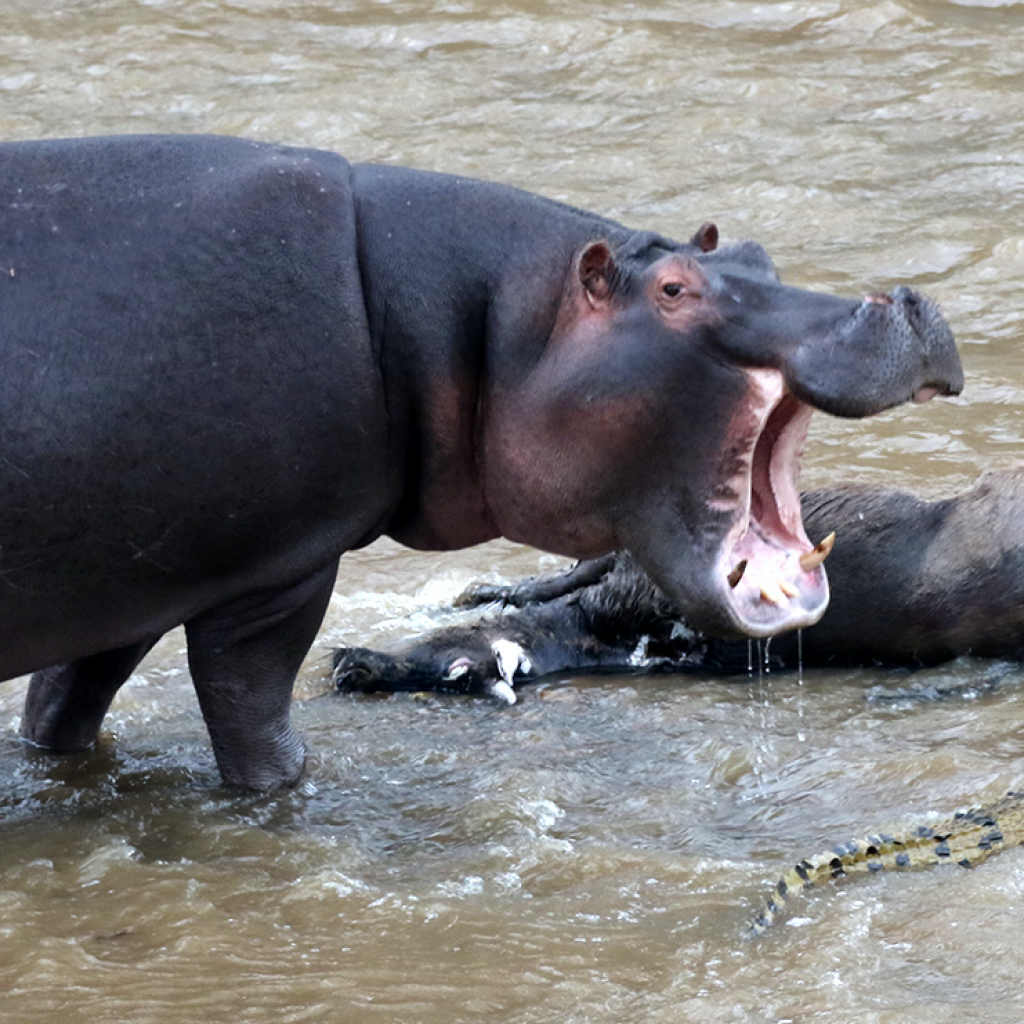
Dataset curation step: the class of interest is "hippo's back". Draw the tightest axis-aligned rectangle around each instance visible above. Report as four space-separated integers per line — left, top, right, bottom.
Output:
0 135 393 677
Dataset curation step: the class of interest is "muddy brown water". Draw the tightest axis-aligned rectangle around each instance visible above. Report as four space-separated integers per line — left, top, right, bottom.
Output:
3 1 1024 1021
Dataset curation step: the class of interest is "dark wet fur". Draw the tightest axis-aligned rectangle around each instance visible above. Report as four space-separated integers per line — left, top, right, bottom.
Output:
334 475 1024 698
334 552 749 696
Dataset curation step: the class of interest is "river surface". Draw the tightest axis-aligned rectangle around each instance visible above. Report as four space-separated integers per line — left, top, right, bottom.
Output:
3 1 1024 1021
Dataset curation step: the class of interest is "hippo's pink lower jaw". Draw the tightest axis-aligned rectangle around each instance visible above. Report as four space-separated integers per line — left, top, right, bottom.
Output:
711 369 831 637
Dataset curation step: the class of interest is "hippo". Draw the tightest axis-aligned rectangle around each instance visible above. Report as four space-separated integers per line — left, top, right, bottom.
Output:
333 471 1024 699
0 134 961 789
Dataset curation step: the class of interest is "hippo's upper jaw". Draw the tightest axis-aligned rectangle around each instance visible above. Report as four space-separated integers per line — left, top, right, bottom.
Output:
709 368 829 637
781 285 964 419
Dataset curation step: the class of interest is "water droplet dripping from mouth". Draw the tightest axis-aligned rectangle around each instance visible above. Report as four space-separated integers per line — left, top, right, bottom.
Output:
750 638 771 791
796 628 806 730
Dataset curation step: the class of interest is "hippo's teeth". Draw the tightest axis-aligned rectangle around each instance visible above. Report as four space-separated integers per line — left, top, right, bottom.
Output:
799 532 835 573
759 577 788 607
779 579 800 599
727 560 748 588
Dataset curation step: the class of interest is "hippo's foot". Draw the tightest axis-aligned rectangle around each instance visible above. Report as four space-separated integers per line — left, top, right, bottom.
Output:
204 713 307 792
22 639 159 752
184 560 339 792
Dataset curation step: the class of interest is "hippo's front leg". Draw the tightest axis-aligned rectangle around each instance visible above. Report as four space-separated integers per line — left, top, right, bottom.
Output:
22 638 160 752
184 560 339 791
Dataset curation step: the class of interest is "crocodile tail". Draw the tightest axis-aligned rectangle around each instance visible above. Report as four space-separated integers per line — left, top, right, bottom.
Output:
748 790 1024 936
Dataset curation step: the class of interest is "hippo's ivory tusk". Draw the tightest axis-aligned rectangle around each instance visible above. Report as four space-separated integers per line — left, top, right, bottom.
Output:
727 560 748 588
799 532 835 573
779 579 800 599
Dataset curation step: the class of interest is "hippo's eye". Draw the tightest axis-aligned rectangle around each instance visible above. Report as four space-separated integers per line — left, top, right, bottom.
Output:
662 281 699 302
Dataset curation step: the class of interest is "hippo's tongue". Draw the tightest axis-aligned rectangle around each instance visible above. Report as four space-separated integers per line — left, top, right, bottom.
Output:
714 369 833 637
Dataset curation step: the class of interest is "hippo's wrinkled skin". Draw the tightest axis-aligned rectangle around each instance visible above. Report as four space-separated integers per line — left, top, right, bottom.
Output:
1 135 961 789
333 472 1024 699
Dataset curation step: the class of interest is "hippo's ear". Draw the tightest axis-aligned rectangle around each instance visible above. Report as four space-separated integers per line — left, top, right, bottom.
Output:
578 241 617 305
690 222 719 253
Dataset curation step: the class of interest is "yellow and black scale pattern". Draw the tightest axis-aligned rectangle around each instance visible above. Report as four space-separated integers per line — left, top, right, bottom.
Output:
750 789 1024 935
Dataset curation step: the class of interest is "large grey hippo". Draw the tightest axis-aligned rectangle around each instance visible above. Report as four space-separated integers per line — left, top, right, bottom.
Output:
0 134 961 788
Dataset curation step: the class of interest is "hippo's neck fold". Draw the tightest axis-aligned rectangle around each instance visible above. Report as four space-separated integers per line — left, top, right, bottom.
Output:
350 162 630 550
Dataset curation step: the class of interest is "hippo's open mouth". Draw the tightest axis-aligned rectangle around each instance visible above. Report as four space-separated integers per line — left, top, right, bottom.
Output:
712 369 832 637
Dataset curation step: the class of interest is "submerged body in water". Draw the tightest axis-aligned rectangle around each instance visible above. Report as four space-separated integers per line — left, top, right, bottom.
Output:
750 789 1024 934
334 471 1024 700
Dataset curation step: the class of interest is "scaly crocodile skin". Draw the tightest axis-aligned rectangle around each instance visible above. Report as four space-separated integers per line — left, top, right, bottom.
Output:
750 790 1024 935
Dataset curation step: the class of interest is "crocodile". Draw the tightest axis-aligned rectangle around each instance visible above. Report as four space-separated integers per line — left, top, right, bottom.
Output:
749 789 1024 935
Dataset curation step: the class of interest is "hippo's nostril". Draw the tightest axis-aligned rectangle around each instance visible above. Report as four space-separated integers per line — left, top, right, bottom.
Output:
887 285 935 337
